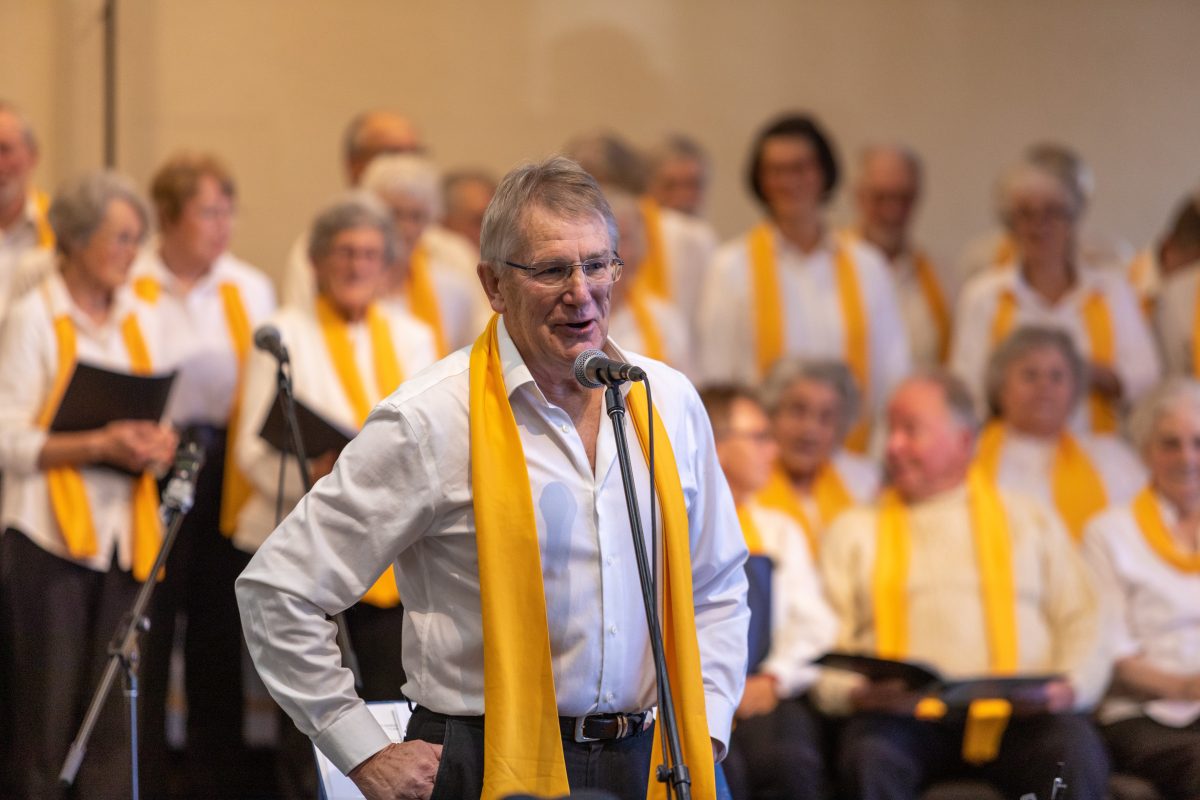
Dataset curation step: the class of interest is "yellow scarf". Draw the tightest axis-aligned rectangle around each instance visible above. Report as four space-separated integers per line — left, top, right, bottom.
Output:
737 505 765 555
913 250 952 363
468 315 714 800
38 297 163 582
406 243 448 357
748 223 871 451
756 463 852 557
32 189 55 250
636 196 670 300
316 295 404 608
874 471 1018 764
626 291 667 363
974 421 1106 542
990 288 1118 433
1132 488 1200 573
132 275 255 537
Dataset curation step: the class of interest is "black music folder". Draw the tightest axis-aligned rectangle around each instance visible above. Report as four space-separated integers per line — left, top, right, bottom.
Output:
814 652 1061 707
258 393 354 457
49 362 177 476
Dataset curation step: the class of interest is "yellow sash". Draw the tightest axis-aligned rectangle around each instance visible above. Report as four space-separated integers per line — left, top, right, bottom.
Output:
37 301 163 582
874 471 1018 764
748 224 871 451
1126 250 1156 319
636 196 670 300
406 243 448 357
737 505 765 555
132 274 258 537
1132 488 1200 573
756 464 852 557
990 288 1118 434
315 295 404 608
913 251 952 363
626 292 667 363
974 422 1106 542
468 315 714 800
32 189 55 250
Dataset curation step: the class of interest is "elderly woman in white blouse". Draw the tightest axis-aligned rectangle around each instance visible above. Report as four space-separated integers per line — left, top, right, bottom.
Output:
975 326 1145 541
0 171 177 797
1082 379 1200 800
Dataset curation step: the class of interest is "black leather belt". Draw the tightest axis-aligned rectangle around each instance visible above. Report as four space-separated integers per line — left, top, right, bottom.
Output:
559 712 649 743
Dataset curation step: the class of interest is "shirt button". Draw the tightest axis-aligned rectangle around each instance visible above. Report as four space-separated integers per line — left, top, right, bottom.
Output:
609 624 618 635
606 692 615 701
560 423 570 433
605 556 614 566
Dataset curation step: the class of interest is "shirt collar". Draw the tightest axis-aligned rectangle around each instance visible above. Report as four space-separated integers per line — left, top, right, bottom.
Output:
45 269 139 336
496 315 630 404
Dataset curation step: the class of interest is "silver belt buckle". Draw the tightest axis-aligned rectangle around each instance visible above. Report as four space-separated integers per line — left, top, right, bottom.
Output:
573 715 601 743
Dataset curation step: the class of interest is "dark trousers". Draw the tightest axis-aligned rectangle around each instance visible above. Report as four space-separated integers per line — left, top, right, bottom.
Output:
405 705 655 800
140 429 252 799
1102 715 1200 800
836 712 1110 800
0 528 140 800
722 695 828 800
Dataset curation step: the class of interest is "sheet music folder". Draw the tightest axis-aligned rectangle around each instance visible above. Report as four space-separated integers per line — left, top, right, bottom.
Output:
258 392 354 456
48 362 177 476
814 652 1061 707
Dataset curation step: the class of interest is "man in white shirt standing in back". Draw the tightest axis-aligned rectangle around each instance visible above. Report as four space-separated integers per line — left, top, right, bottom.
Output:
237 156 749 800
0 100 54 323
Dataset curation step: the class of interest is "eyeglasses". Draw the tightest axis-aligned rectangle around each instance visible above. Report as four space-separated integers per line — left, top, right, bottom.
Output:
503 256 624 288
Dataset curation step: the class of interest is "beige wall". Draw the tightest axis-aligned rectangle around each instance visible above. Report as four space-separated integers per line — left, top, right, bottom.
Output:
3 0 1198 286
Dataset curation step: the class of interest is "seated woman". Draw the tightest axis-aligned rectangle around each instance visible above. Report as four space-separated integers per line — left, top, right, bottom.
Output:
976 326 1145 540
755 357 879 555
0 171 177 797
950 158 1159 434
233 192 437 698
1083 380 1200 800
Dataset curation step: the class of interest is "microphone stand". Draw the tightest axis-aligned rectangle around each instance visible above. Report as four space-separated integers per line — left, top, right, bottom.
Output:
603 381 691 800
271 357 363 689
59 441 205 799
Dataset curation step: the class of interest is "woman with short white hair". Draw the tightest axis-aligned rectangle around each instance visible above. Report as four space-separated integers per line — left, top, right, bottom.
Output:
950 159 1160 434
1083 379 1200 799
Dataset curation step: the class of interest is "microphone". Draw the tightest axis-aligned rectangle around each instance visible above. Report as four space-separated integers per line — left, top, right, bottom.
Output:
161 439 206 515
573 349 647 389
254 324 289 365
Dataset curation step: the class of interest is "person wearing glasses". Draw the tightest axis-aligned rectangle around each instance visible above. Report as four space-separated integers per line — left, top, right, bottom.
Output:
949 158 1160 434
236 156 749 800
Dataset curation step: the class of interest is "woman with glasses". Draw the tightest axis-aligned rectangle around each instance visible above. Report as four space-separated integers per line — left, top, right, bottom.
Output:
1083 380 1200 800
0 171 178 797
697 112 911 453
950 158 1159 433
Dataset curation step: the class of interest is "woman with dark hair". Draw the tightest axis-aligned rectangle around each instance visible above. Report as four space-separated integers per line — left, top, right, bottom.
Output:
698 112 911 452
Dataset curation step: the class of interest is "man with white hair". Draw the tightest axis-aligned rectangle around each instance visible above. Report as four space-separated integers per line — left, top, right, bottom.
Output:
849 145 954 367
817 371 1111 799
282 111 478 310
0 101 54 322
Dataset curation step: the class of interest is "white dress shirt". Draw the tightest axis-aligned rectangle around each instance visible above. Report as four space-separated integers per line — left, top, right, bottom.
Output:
743 502 837 698
1083 495 1200 727
281 228 488 352
236 318 750 775
1154 260 1200 377
0 273 173 572
608 294 695 380
956 228 1135 285
815 484 1108 715
654 206 718 332
950 265 1161 429
132 248 276 428
984 427 1146 526
697 226 912 417
884 247 957 369
0 195 54 324
231 303 437 553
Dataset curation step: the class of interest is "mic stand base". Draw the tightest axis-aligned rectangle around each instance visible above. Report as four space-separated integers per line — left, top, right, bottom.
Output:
604 384 692 800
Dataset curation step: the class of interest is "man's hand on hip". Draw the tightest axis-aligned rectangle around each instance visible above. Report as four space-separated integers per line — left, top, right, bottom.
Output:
348 741 443 800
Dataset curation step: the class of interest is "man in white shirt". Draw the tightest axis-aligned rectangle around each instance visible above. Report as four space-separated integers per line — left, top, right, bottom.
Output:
0 101 54 323
817 371 1110 800
850 144 955 368
237 156 749 800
